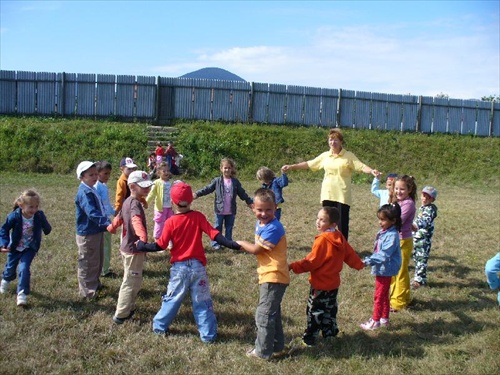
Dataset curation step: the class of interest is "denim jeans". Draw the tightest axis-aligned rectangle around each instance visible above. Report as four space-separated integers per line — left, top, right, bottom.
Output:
255 282 288 359
211 214 235 247
152 259 217 342
2 247 37 294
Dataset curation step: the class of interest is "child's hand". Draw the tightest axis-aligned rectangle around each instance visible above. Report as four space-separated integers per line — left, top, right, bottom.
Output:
411 223 417 231
0 247 9 253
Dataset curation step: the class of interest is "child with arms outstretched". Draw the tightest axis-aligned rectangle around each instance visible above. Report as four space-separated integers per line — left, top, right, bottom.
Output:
237 188 289 360
194 157 252 250
137 181 240 342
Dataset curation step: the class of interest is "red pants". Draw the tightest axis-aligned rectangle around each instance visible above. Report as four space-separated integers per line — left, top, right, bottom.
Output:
373 276 392 321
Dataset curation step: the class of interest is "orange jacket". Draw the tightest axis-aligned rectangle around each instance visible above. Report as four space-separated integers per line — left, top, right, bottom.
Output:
289 230 364 291
114 173 147 214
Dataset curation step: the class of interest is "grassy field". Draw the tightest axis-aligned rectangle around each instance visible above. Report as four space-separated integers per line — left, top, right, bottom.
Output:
0 172 498 375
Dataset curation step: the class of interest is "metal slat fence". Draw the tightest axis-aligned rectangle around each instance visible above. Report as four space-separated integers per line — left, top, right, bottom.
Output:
0 69 498 136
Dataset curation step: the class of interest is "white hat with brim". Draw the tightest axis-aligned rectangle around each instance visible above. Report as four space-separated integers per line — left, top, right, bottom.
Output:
128 170 154 188
77 161 96 179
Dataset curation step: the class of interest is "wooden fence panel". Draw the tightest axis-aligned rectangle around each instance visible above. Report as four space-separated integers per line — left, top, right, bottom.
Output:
475 101 491 136
60 73 77 116
401 95 418 132
252 82 269 123
420 96 434 133
387 94 402 131
320 88 338 127
76 73 96 116
267 84 286 124
96 74 115 117
115 75 135 118
212 80 232 122
303 86 321 126
230 81 250 123
461 100 477 135
1 70 498 136
493 102 500 137
36 72 56 115
448 99 462 134
339 89 355 127
136 76 155 119
371 92 388 130
193 79 212 120
17 71 36 115
160 77 178 124
355 91 371 129
433 98 449 133
0 70 16 114
173 78 194 120
286 85 304 125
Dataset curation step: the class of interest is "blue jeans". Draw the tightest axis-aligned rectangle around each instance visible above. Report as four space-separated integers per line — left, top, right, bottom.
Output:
211 214 235 247
2 248 37 294
152 259 217 342
255 282 288 359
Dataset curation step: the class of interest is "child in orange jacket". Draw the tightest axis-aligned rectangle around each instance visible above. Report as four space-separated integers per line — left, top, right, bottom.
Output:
289 206 364 347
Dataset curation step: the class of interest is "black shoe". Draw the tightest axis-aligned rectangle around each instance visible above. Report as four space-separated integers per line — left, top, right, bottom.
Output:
112 310 135 325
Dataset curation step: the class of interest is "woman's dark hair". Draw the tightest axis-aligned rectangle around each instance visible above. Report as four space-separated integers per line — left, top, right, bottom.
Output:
377 203 402 231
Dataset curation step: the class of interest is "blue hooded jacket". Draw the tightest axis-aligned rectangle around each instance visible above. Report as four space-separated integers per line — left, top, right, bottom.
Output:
364 226 402 277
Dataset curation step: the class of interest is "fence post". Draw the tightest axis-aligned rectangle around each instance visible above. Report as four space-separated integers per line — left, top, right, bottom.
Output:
416 95 422 132
248 82 254 124
155 76 160 125
60 72 66 117
336 88 342 127
490 101 495 137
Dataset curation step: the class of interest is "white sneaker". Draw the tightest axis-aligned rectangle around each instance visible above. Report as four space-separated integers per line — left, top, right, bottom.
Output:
17 290 27 306
360 318 380 330
380 318 390 327
0 279 9 294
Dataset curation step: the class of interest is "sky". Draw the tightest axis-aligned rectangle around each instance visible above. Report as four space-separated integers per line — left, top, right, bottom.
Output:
1 0 499 100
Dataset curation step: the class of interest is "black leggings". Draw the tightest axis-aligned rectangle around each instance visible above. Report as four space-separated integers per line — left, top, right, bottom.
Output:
321 200 350 240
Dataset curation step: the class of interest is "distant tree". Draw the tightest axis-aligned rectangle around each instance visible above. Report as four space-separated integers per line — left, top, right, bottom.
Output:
481 95 499 102
435 92 449 99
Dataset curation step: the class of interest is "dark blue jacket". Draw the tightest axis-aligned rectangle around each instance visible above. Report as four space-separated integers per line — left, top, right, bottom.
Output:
0 208 52 252
261 174 288 204
75 183 111 235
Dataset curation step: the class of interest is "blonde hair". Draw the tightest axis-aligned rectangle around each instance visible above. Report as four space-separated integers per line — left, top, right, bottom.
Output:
254 188 276 203
328 128 344 143
13 189 41 210
220 158 237 176
256 166 275 182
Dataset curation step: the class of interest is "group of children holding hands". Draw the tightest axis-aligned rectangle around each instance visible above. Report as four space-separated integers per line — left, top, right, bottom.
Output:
4 137 496 360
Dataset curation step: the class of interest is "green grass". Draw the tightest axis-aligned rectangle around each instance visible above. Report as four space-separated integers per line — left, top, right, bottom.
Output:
0 172 499 375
